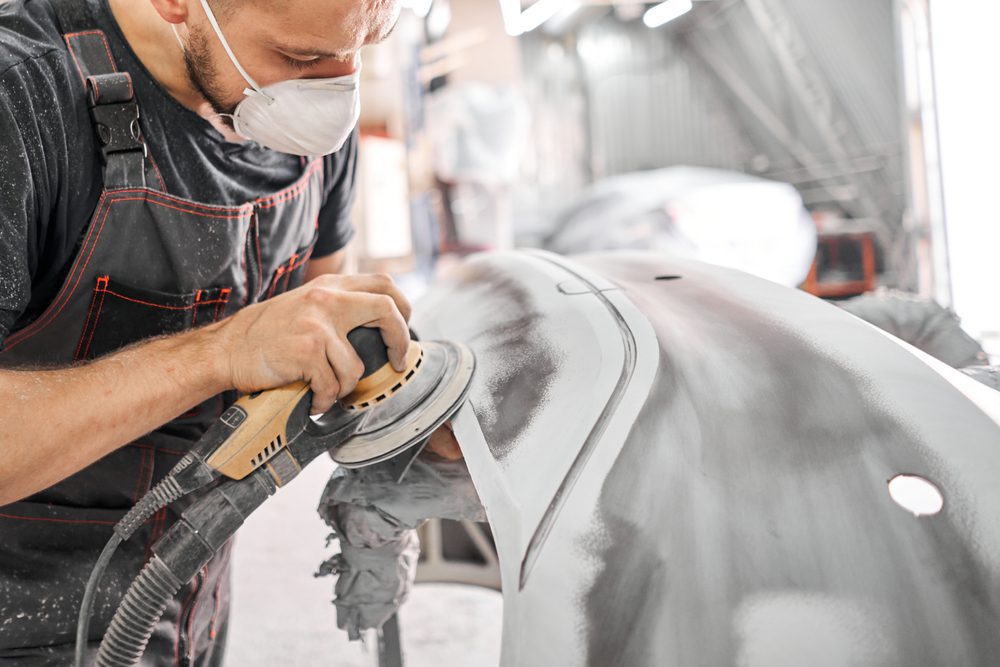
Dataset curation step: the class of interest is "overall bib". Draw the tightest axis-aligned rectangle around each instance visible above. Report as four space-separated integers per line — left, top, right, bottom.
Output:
0 1 325 663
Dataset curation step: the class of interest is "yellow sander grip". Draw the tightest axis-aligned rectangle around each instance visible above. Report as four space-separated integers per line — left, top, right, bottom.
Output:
205 381 311 480
342 340 423 411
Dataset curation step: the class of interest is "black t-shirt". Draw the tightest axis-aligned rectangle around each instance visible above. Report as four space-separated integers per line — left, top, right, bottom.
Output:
0 0 357 340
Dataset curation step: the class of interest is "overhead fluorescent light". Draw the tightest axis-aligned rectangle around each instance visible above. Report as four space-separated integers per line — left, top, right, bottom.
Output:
501 0 525 35
519 0 579 33
541 0 583 35
643 0 693 28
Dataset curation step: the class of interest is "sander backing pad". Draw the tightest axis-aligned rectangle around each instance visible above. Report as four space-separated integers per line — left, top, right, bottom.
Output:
328 339 475 467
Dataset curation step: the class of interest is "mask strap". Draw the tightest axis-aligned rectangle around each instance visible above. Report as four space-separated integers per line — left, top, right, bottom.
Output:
170 23 186 53
198 0 267 97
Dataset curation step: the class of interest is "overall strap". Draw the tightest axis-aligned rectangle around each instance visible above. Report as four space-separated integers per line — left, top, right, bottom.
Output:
48 0 147 188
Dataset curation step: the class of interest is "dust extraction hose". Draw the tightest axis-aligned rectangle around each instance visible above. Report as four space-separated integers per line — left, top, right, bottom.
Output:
74 454 216 667
93 467 279 664
91 393 364 664
94 556 182 667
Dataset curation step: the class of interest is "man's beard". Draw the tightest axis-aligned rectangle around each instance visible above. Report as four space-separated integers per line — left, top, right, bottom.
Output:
183 26 240 126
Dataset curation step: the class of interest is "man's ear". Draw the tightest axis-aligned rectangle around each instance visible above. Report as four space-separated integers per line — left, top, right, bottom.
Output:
149 0 191 24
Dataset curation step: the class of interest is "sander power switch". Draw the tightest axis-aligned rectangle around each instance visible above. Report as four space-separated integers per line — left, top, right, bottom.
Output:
205 381 312 480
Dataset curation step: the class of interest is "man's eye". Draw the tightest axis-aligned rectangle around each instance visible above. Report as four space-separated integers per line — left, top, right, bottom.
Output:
281 55 321 70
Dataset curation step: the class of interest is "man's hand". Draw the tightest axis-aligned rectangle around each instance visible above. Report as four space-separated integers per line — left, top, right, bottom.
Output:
423 422 463 461
213 273 412 414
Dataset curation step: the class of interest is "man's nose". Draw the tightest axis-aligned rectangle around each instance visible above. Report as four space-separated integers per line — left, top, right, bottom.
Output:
309 54 359 80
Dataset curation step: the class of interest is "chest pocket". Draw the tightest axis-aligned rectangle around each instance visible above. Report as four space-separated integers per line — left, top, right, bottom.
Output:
75 275 231 361
263 241 316 300
256 208 320 303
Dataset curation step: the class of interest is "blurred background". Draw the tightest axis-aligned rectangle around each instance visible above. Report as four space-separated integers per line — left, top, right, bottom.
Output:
344 0 999 360
230 1 1000 664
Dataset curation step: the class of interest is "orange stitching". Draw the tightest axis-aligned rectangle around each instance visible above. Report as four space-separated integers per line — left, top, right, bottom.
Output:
131 447 150 503
105 290 227 311
139 191 246 216
63 36 87 86
185 568 208 663
214 289 231 322
74 275 108 359
5 194 114 349
142 189 246 215
146 149 167 192
175 573 201 666
106 196 247 220
3 163 317 347
289 249 312 271
256 159 323 209
257 178 313 210
256 158 322 206
63 30 119 85
93 188 246 216
0 512 116 526
80 285 107 359
76 278 108 360
209 572 224 639
240 239 248 306
94 31 117 74
254 223 262 299
285 253 300 291
192 291 202 327
63 30 106 39
131 443 188 457
266 266 283 300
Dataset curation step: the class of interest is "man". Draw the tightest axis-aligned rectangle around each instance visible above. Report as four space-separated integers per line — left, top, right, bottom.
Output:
0 0 410 662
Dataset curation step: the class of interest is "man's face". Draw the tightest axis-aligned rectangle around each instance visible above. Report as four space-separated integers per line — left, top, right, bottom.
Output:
181 0 399 117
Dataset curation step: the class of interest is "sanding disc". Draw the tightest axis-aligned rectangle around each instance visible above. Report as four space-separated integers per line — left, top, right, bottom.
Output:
329 340 475 467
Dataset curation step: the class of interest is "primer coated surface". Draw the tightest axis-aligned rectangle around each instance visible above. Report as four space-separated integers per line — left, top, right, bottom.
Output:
406 250 1000 666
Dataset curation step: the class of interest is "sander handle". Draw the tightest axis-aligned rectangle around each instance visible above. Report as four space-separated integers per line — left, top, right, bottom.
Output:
201 326 395 480
347 326 392 379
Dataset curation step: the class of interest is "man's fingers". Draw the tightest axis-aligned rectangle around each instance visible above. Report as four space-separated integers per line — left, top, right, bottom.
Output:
424 423 463 460
376 311 411 372
307 355 341 415
343 293 411 372
328 335 366 399
328 273 412 322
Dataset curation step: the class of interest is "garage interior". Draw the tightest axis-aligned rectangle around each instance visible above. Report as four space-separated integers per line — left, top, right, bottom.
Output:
223 0 999 665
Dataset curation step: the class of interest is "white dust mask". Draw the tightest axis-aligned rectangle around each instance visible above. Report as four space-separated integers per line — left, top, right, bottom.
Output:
197 0 361 156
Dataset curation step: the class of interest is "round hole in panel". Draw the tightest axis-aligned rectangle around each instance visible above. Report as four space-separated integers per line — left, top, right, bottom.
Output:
888 474 944 517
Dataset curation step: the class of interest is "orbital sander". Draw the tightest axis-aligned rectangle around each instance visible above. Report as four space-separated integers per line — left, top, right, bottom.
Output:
205 328 475 477
75 328 475 667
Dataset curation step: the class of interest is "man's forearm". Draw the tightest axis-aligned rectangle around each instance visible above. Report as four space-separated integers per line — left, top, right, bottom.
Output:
0 266 414 506
0 323 229 505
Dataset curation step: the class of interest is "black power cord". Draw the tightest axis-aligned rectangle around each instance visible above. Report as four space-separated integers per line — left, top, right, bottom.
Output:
92 408 362 666
73 437 221 666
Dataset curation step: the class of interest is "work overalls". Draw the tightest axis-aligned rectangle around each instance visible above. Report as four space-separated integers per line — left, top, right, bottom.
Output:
0 1 325 663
